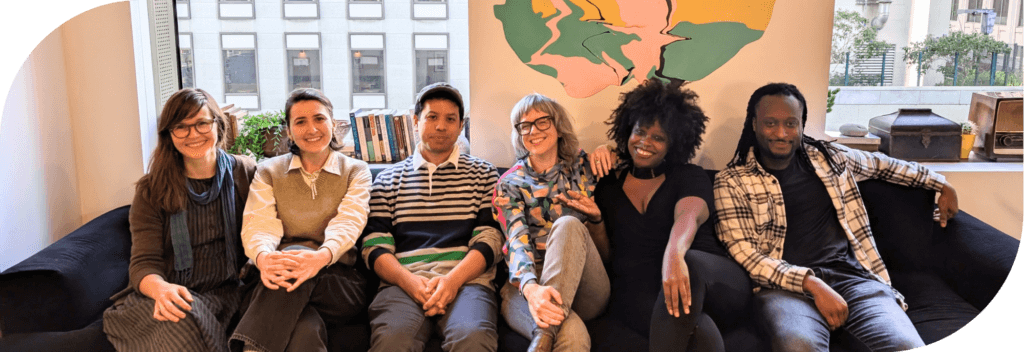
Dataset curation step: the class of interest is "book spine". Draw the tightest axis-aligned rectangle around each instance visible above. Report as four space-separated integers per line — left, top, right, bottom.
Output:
373 114 387 162
393 114 406 160
349 112 362 160
406 114 418 152
384 112 399 162
362 115 375 162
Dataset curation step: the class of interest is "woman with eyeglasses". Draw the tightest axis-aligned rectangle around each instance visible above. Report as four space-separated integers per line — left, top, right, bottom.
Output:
492 93 611 352
102 88 257 352
230 88 372 352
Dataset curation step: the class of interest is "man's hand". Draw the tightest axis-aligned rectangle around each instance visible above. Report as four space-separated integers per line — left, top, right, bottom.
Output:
399 274 433 306
803 275 848 331
662 244 691 317
423 275 460 316
279 249 332 292
935 182 959 227
522 283 565 329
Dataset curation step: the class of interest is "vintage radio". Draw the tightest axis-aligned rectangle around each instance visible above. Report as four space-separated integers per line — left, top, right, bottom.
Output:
968 92 1023 160
868 109 961 162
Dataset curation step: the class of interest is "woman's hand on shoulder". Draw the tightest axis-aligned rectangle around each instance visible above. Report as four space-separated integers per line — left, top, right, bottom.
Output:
588 144 617 179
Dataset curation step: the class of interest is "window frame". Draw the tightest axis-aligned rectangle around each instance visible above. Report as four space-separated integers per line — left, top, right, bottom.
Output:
283 0 320 20
412 33 450 95
219 0 256 20
411 0 448 20
176 0 191 19
349 32 388 108
220 32 261 110
284 32 324 92
348 0 384 20
179 33 195 89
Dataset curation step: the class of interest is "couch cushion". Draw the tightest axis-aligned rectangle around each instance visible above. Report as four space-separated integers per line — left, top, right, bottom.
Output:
0 206 132 334
890 271 980 345
934 211 1018 311
856 179 937 272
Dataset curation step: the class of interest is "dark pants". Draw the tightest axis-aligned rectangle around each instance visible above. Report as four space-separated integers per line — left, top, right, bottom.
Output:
231 264 367 352
649 250 753 352
367 284 498 352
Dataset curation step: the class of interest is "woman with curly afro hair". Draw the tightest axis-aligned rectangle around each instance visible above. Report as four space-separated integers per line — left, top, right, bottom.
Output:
590 79 753 352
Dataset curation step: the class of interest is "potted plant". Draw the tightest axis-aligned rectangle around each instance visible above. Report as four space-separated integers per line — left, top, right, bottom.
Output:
228 110 289 160
960 121 977 160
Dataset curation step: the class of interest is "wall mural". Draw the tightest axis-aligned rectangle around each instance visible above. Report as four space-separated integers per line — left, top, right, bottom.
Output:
495 0 777 98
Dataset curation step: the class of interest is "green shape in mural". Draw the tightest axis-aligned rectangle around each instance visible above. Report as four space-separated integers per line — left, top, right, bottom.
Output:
662 22 765 82
494 1 555 64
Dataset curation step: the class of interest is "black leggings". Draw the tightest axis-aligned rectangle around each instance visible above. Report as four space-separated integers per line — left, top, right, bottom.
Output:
649 250 753 352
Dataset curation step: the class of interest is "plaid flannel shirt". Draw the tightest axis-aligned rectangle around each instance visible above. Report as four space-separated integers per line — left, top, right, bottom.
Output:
713 143 946 309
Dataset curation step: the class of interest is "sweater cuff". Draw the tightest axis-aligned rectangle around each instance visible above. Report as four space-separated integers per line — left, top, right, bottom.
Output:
367 247 392 271
470 242 495 269
518 272 539 293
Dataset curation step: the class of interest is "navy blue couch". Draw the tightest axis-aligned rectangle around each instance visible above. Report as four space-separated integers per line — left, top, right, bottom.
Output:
1 172 1018 352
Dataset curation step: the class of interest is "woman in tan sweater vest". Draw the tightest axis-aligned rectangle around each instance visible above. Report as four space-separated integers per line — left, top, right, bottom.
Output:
232 89 373 352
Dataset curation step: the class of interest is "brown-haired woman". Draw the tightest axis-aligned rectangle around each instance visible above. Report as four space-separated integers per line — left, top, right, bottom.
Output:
231 88 372 352
102 88 257 352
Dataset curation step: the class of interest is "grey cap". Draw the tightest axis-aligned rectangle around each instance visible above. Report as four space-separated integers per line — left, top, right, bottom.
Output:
414 82 464 119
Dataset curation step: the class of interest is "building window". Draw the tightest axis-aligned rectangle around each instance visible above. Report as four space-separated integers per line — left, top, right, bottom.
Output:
284 0 319 19
350 33 386 108
220 0 255 19
412 0 447 20
414 34 448 93
179 33 195 89
995 0 1010 25
222 33 260 110
177 0 190 19
951 0 960 21
967 0 983 23
285 33 322 91
349 0 384 20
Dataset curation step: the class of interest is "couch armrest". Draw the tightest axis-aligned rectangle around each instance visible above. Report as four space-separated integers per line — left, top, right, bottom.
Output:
933 211 1019 311
0 205 132 334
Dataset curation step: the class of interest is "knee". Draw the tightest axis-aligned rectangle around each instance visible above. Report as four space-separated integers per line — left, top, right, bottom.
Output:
371 325 424 352
290 310 326 344
444 321 497 351
548 216 586 243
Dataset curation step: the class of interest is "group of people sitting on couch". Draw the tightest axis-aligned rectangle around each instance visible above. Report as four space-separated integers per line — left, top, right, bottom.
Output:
100 79 960 352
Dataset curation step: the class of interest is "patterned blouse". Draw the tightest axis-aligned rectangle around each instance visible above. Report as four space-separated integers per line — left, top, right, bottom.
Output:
492 150 596 291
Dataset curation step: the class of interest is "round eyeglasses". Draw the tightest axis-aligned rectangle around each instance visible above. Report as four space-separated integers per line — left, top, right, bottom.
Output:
170 119 215 138
515 116 554 136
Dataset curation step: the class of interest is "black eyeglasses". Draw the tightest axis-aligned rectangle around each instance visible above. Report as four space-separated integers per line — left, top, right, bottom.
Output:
515 116 554 135
170 119 215 138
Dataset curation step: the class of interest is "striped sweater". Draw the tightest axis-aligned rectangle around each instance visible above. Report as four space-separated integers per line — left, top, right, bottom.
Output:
361 153 503 290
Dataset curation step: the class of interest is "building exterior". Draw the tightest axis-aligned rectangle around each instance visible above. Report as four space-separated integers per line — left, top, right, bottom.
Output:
175 0 470 114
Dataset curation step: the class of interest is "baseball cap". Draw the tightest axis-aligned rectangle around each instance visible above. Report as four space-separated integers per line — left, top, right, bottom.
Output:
414 82 464 119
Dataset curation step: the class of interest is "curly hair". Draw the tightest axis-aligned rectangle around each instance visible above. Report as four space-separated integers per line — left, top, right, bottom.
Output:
605 79 708 169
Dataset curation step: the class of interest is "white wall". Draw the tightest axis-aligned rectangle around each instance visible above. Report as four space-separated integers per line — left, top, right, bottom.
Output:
0 2 141 271
0 30 81 270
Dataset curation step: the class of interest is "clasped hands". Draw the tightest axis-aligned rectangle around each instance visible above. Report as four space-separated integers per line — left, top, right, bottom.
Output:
256 249 332 292
399 273 462 316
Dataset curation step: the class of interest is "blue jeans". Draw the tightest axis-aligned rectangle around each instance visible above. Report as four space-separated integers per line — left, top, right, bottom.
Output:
368 284 498 352
755 268 924 352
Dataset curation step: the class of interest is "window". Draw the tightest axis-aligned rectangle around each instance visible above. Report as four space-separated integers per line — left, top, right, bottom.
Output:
283 0 318 19
176 0 190 19
951 0 960 21
414 34 448 93
994 0 1010 25
179 33 195 89
285 33 322 91
412 0 447 20
967 0 983 23
220 0 255 19
349 0 383 20
350 33 386 108
222 33 260 110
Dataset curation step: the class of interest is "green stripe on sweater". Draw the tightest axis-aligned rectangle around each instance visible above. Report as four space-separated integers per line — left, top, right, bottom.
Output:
363 236 395 247
398 251 467 265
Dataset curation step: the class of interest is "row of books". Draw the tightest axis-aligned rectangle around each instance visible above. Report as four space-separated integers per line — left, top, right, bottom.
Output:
346 108 419 163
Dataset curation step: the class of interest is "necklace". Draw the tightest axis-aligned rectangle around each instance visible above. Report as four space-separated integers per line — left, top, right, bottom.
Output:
629 162 668 180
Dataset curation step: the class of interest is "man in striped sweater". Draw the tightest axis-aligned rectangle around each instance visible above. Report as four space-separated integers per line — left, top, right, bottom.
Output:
361 83 503 352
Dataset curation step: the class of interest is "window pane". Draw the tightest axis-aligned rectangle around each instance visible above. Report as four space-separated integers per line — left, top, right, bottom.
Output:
352 50 384 94
951 0 959 20
180 48 195 89
224 49 258 94
287 49 321 91
415 50 448 92
995 0 1009 25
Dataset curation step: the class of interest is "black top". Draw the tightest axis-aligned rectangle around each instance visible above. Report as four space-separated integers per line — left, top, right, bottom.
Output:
764 156 865 274
595 164 724 331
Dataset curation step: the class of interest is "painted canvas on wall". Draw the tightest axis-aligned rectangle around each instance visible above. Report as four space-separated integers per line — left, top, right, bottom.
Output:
494 0 777 98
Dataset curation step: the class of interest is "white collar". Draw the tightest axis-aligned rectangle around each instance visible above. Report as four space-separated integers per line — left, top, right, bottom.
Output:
286 150 343 176
411 143 460 170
